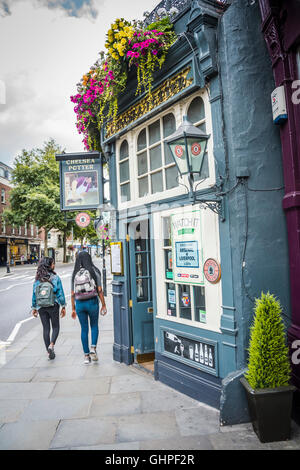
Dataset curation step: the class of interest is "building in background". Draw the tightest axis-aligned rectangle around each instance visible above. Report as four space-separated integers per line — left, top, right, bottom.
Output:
0 161 41 266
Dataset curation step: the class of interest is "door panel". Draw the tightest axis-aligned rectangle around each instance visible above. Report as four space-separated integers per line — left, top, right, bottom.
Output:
129 219 154 355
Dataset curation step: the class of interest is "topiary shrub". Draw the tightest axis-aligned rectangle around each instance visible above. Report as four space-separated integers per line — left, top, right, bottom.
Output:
245 292 291 390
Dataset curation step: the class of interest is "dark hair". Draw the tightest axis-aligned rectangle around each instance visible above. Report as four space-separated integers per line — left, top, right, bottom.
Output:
35 257 56 282
72 251 100 287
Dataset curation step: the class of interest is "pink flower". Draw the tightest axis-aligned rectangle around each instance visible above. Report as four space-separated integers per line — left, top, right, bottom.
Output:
152 49 158 55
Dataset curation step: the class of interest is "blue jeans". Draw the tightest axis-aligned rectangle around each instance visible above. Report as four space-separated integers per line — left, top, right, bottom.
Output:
76 297 99 354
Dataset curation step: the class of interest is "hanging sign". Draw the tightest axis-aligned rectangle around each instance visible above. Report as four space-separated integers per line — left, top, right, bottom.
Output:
203 258 221 284
56 152 102 212
171 209 204 285
75 212 91 228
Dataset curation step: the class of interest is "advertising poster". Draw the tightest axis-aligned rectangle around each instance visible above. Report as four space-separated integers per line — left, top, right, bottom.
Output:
163 331 216 371
171 209 204 285
59 155 102 211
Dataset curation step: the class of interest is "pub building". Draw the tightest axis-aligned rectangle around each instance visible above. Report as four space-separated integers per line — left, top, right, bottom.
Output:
96 0 292 424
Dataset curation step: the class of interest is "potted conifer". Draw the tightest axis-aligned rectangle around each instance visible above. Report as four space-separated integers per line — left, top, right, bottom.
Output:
240 292 296 443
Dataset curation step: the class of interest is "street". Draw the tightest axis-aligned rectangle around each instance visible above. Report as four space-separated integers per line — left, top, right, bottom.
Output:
0 264 74 343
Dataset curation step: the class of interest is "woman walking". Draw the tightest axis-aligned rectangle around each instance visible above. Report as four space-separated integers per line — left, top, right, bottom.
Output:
31 257 66 360
71 251 107 364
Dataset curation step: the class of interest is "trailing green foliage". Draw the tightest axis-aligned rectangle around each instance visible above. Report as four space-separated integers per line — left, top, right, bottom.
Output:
245 292 291 390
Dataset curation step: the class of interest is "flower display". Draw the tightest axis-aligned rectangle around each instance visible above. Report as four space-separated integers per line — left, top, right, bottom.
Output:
70 14 177 151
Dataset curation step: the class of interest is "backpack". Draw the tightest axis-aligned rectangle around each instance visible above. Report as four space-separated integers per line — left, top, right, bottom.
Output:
74 268 97 300
35 279 55 308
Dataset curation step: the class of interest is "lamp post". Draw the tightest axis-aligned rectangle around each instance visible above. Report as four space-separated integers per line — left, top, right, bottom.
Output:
166 116 224 220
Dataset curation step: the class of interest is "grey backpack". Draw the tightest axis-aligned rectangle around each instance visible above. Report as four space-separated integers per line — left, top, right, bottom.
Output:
74 268 97 300
35 279 55 308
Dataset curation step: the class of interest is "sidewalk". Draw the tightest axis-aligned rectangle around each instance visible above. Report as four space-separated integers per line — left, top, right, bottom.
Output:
0 283 299 450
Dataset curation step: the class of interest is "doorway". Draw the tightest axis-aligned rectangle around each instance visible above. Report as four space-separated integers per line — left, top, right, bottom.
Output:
128 218 154 373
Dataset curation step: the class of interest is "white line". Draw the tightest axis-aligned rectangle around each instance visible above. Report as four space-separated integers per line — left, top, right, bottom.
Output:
6 316 35 344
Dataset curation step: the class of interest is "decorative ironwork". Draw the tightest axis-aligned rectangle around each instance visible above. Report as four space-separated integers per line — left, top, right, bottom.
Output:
144 0 192 25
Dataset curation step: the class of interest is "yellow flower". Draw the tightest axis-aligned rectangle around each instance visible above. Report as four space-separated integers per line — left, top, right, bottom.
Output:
119 22 124 27
121 38 127 45
112 23 118 30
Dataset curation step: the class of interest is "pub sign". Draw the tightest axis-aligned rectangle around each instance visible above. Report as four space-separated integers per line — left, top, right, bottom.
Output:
56 152 102 212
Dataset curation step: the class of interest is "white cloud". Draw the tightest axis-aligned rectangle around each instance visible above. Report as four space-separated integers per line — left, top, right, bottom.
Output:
0 0 158 166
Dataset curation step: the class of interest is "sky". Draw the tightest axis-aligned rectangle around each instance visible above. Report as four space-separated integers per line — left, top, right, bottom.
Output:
0 0 159 167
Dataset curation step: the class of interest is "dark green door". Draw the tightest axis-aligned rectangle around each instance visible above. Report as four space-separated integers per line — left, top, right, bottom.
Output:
128 219 154 356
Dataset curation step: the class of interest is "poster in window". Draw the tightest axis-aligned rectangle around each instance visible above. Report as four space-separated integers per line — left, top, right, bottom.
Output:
171 209 204 285
163 331 216 371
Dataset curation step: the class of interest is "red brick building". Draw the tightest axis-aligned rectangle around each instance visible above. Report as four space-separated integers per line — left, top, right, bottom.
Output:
0 162 41 266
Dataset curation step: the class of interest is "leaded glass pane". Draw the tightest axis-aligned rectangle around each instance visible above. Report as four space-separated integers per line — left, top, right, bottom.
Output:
149 144 162 171
163 113 176 138
187 96 205 124
149 120 160 146
138 129 147 151
138 151 148 176
151 171 163 194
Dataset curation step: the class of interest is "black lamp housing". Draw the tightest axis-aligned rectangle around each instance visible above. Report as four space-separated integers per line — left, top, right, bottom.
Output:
166 115 210 178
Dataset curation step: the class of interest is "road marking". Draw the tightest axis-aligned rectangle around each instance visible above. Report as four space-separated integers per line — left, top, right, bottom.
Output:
5 316 36 344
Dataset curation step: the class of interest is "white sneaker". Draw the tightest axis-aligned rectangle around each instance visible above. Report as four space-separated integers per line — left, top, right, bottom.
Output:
84 354 91 364
90 348 98 362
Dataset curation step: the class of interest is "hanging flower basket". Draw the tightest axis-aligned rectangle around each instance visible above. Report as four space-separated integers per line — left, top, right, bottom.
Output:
70 15 177 151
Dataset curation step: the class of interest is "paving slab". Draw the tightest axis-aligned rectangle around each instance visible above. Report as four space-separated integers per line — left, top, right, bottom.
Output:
51 377 111 398
84 362 130 379
89 392 141 417
1 355 40 369
19 396 92 422
0 382 55 400
0 367 38 382
110 373 167 394
140 388 202 414
175 406 220 437
32 365 87 382
0 399 30 423
70 441 140 450
0 420 59 450
115 412 180 443
50 416 117 449
140 435 214 450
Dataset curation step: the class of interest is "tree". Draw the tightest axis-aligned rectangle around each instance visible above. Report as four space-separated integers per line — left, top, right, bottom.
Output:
4 139 102 262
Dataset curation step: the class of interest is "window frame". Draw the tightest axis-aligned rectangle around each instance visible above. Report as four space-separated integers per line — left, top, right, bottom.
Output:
153 204 222 333
118 139 131 203
116 89 216 209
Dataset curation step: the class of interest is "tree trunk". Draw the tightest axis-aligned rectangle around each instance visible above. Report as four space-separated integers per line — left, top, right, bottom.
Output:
44 228 49 257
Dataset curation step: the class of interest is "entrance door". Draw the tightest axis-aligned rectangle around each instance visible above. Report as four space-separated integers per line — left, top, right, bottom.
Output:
128 219 154 356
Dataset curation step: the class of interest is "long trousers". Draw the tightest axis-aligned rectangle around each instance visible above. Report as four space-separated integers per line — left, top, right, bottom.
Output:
75 296 99 354
38 303 60 351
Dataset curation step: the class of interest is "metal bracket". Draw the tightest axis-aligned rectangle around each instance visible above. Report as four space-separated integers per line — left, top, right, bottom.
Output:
193 196 225 222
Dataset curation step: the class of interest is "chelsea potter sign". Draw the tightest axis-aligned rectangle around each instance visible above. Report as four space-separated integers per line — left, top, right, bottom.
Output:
171 209 204 285
56 152 102 212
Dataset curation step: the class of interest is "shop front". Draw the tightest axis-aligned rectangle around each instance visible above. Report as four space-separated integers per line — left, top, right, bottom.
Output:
91 0 290 424
9 239 28 265
0 237 7 265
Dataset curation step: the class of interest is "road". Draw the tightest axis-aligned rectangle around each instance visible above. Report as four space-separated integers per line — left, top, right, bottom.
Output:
0 264 75 343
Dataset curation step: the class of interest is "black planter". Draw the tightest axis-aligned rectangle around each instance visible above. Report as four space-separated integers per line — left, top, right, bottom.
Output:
240 377 296 443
